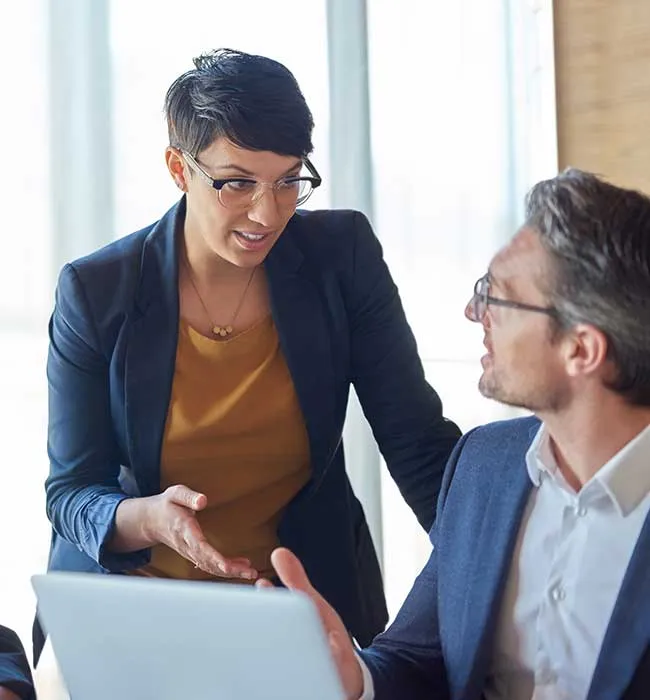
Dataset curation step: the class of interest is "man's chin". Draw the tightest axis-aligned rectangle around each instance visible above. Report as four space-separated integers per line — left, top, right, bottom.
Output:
479 381 532 412
478 373 496 400
478 375 515 407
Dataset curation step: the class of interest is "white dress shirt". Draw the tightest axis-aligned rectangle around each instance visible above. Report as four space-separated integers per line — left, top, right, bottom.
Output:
358 423 650 700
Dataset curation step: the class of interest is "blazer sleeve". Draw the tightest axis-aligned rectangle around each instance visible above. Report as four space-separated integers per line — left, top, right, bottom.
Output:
357 431 473 699
45 263 148 571
0 626 35 700
344 212 461 530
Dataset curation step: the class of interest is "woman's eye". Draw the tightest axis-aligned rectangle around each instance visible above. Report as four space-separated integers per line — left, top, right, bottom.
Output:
277 178 301 190
224 180 256 192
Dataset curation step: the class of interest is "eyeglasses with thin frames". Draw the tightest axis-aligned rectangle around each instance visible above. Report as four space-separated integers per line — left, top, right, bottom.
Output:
181 150 322 209
469 273 557 322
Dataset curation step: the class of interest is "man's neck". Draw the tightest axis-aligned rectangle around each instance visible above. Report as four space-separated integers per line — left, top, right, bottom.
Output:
539 396 650 492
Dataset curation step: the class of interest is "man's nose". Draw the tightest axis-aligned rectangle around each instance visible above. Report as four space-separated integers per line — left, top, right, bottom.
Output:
465 297 478 322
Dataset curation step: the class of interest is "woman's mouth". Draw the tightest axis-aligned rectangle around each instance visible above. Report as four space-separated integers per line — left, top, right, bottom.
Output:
233 230 273 251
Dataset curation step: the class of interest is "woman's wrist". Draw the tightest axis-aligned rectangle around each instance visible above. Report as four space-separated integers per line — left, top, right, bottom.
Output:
109 496 159 552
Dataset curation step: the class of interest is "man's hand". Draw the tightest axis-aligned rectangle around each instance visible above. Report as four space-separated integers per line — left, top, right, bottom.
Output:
0 686 22 700
112 485 257 580
257 548 364 700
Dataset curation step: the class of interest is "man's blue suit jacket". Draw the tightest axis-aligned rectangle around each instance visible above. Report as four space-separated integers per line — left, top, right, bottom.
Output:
43 199 460 653
361 416 650 699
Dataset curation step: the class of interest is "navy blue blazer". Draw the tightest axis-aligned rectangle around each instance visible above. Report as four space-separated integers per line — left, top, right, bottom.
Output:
361 416 650 699
0 626 34 699
44 199 460 651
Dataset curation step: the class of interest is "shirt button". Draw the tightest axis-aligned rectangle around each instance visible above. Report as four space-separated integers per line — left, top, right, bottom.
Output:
576 506 587 517
550 586 566 602
537 668 557 684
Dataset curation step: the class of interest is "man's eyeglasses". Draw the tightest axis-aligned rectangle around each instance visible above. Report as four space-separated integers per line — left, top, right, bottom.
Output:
468 273 557 322
182 151 322 210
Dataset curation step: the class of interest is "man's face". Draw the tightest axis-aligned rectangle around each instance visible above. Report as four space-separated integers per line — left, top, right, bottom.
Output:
177 138 304 269
465 227 570 413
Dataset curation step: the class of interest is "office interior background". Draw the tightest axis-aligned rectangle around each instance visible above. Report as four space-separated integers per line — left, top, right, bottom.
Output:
2 0 647 663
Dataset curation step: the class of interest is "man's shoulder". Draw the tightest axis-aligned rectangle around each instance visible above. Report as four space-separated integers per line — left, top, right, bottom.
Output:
464 414 540 454
434 415 539 535
448 414 540 479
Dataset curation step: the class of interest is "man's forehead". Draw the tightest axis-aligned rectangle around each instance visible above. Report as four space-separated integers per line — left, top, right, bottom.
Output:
490 227 549 288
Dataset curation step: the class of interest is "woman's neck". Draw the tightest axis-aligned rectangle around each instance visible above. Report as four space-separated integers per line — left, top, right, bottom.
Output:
181 227 254 287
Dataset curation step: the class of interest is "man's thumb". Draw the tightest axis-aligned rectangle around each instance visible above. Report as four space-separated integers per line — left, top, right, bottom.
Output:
270 548 312 593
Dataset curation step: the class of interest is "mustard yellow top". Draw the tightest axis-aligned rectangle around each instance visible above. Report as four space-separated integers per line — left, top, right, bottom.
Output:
139 315 311 580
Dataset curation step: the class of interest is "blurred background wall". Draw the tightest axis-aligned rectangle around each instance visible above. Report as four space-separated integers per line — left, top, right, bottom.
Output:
554 0 650 193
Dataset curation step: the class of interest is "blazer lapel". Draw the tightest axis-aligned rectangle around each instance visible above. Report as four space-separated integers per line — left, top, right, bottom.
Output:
264 217 338 490
587 511 650 700
123 201 182 496
457 423 538 699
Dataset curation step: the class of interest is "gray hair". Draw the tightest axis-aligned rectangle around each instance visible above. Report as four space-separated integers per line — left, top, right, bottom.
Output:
525 168 650 406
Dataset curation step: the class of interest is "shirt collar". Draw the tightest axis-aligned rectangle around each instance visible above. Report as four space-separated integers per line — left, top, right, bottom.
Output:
525 424 555 488
597 424 650 515
525 423 650 516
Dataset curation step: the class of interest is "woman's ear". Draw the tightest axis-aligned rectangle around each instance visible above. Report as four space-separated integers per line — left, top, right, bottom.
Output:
165 146 187 191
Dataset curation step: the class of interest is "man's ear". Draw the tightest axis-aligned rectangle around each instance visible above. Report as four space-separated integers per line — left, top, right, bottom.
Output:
562 323 609 379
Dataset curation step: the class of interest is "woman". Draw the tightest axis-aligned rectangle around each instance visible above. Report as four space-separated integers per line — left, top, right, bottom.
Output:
43 48 460 655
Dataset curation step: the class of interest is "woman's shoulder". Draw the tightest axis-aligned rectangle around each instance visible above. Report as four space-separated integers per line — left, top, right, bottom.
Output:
59 200 180 303
284 208 380 268
53 202 180 336
290 207 372 240
67 221 157 282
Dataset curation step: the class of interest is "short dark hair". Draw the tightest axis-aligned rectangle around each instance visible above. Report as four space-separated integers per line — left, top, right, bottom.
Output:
525 168 650 405
164 48 314 158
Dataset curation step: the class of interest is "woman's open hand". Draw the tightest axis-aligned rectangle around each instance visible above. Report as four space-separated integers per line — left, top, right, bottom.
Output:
112 485 257 580
145 485 257 579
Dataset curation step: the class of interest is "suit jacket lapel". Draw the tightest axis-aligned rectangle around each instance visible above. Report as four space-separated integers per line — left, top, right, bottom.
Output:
264 216 338 490
123 200 181 496
457 423 538 699
588 511 650 700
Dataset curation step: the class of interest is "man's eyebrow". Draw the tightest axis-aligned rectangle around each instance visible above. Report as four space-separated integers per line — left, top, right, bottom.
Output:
487 268 513 295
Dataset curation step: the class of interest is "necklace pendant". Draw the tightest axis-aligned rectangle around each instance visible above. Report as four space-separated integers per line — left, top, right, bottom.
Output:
212 325 232 337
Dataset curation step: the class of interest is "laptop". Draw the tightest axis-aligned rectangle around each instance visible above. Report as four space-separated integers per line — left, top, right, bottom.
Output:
32 572 346 700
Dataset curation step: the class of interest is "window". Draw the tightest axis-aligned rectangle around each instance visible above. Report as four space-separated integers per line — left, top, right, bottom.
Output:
0 0 52 649
367 0 557 615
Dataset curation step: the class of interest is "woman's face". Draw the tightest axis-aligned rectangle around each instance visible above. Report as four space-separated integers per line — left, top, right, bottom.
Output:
168 138 303 269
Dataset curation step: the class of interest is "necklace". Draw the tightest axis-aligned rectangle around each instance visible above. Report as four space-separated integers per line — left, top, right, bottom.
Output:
184 258 257 337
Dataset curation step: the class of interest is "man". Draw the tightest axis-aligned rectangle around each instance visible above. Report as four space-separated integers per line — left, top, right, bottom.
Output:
262 168 650 699
0 627 34 700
